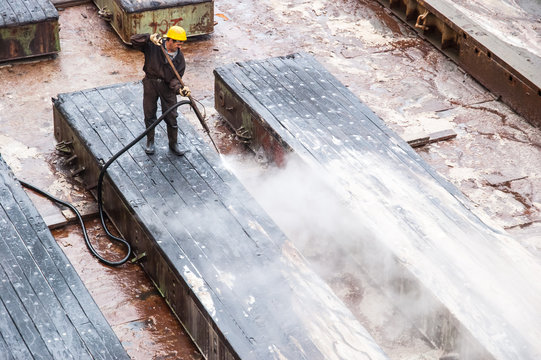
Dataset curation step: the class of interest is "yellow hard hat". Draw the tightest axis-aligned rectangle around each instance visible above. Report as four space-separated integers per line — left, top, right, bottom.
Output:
165 26 187 41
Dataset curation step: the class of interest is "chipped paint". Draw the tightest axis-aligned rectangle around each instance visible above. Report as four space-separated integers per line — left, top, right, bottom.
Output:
183 265 216 317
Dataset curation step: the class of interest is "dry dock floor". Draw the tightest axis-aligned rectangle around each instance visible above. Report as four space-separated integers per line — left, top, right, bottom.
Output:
1 0 540 359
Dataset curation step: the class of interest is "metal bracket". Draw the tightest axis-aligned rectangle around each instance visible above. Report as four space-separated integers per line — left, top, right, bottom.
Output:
131 252 147 263
98 7 112 22
70 166 85 177
415 10 430 31
55 140 73 154
235 125 252 143
65 154 78 165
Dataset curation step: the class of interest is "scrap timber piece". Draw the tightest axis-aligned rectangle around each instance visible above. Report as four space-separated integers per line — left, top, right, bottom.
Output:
214 52 541 360
0 0 60 62
0 155 129 359
92 0 214 44
52 81 390 360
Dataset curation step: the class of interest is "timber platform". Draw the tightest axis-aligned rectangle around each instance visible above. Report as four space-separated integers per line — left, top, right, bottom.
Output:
91 0 214 44
214 52 541 360
0 0 60 62
0 155 129 359
52 81 390 360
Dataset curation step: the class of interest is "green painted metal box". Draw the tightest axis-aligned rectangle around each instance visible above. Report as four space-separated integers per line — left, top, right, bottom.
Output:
0 0 60 62
92 0 214 44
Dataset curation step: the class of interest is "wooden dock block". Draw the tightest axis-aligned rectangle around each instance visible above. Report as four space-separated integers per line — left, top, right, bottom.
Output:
214 52 541 360
52 81 390 360
0 0 60 62
0 155 129 359
91 0 214 44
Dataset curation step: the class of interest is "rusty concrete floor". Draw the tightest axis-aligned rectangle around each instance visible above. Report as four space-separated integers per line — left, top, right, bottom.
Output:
1 0 540 359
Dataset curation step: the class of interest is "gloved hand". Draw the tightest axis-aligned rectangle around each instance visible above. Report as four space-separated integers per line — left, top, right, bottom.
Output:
179 86 191 97
150 33 163 46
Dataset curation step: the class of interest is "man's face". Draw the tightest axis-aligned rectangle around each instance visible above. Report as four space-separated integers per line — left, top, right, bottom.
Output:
165 38 183 52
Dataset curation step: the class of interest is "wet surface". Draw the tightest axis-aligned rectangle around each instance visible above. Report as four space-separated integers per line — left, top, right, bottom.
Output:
1 0 541 358
451 0 541 58
51 221 202 360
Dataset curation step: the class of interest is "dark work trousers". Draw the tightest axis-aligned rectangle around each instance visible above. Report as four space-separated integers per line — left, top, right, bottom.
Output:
142 76 178 134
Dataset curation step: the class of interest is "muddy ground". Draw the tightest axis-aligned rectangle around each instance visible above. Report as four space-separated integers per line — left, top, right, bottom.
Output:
1 0 540 358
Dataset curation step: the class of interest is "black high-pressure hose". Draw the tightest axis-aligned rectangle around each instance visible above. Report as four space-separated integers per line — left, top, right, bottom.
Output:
20 99 192 266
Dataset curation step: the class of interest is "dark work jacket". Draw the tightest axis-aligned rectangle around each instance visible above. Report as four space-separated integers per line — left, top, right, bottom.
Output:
130 33 186 94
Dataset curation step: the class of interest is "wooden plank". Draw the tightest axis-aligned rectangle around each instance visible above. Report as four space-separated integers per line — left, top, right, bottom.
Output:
405 129 457 147
38 0 57 19
4 0 30 24
53 81 391 360
1 0 56 25
21 0 46 22
214 52 541 360
0 155 130 360
0 1 15 26
0 318 17 360
0 256 50 359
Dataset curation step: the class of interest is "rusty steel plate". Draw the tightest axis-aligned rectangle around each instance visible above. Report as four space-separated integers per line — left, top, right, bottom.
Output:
0 0 60 62
92 0 214 44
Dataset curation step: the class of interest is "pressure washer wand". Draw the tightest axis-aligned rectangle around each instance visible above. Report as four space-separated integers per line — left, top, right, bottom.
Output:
161 46 220 154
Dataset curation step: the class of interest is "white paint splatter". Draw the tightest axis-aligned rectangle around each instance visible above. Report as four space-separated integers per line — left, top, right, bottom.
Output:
183 265 216 317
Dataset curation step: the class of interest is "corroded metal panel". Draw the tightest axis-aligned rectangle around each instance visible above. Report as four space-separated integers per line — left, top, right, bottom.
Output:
92 0 214 44
372 0 541 127
0 0 60 61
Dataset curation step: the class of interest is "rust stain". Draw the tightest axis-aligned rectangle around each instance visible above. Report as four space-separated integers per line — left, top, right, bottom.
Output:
52 220 202 359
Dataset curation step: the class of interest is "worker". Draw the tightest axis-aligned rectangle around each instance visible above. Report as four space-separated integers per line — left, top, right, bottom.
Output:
130 26 191 156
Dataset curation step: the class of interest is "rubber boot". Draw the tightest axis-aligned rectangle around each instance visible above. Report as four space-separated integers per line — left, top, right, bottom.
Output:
144 119 156 155
167 127 186 156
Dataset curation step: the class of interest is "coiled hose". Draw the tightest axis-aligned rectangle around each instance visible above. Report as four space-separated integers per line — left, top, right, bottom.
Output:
20 99 191 266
